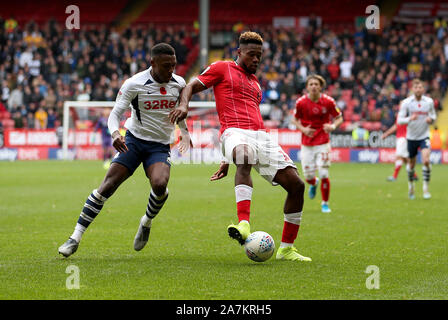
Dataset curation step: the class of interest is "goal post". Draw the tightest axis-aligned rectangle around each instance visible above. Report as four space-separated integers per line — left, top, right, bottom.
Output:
62 101 116 160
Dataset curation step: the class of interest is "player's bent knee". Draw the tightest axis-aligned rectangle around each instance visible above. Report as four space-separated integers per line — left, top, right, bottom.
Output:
151 178 168 195
287 178 305 195
296 179 305 194
303 171 315 181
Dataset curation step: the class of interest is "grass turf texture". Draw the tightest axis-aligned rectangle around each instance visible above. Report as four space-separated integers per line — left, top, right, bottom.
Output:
0 161 447 300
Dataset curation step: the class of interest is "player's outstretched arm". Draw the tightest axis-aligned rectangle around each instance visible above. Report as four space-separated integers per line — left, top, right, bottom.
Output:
177 119 193 154
169 79 206 124
108 79 136 153
381 124 397 139
397 102 412 124
426 98 437 124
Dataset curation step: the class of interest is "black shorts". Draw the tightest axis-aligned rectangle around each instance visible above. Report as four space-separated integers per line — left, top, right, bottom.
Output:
112 130 171 175
407 138 430 159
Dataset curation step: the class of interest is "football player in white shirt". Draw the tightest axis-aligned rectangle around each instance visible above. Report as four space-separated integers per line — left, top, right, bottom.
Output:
59 43 192 257
397 79 437 200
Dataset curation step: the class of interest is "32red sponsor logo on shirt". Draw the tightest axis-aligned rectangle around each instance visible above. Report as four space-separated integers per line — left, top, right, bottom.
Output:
143 100 176 110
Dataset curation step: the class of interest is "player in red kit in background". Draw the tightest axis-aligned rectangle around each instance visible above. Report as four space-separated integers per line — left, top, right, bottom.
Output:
292 75 343 213
170 31 312 262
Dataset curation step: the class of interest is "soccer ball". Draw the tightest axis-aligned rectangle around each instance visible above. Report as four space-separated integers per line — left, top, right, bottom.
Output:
244 231 275 262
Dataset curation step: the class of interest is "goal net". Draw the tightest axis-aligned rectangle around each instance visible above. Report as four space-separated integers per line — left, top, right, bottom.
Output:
62 101 117 160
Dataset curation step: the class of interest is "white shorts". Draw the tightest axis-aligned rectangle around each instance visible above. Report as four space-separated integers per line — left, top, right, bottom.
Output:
396 137 409 158
221 128 296 185
300 143 331 177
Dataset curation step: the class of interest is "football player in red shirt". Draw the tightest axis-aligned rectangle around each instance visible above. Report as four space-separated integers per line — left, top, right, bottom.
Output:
292 75 343 213
170 31 311 262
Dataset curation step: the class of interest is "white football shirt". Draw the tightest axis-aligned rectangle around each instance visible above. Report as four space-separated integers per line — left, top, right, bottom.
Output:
397 94 436 140
108 67 186 144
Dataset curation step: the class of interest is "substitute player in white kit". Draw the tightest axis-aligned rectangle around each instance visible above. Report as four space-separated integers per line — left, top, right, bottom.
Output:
58 43 192 257
397 79 437 200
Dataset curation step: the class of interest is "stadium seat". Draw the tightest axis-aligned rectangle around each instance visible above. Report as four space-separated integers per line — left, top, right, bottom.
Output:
2 119 15 129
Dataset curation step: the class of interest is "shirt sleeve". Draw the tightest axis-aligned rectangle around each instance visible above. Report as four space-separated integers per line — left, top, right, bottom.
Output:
397 100 410 125
294 99 302 120
196 61 225 88
328 97 341 117
428 98 437 121
108 79 137 134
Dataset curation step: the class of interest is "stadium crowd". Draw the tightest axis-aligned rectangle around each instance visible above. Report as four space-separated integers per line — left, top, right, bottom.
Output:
0 17 196 130
0 16 447 133
218 22 447 130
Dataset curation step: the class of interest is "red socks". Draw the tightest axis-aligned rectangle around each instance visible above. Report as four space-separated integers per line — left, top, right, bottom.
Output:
281 212 302 244
321 178 330 202
235 184 253 222
393 164 402 179
237 200 251 222
281 221 300 243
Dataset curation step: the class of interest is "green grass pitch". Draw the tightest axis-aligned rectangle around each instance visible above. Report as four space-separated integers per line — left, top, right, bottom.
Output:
0 160 447 300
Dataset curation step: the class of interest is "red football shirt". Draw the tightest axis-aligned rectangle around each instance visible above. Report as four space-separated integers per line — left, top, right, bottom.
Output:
196 61 264 133
395 117 406 138
295 93 341 146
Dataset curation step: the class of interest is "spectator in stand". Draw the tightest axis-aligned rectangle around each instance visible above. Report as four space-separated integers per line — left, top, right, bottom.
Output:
269 105 283 127
34 105 48 129
327 58 340 84
1 80 9 103
1 19 447 132
407 55 422 78
47 108 57 129
12 110 24 128
26 112 34 129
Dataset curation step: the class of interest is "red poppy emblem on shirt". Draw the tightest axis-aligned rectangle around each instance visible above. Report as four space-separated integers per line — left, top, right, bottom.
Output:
160 87 167 95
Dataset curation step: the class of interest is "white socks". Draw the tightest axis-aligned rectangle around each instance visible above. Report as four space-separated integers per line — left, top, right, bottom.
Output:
235 184 253 202
71 224 86 243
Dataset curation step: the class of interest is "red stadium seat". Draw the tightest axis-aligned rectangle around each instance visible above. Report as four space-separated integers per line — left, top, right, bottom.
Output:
2 119 15 129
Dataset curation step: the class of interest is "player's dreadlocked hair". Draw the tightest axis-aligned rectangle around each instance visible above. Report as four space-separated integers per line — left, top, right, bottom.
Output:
151 43 175 57
239 31 263 45
305 74 327 88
